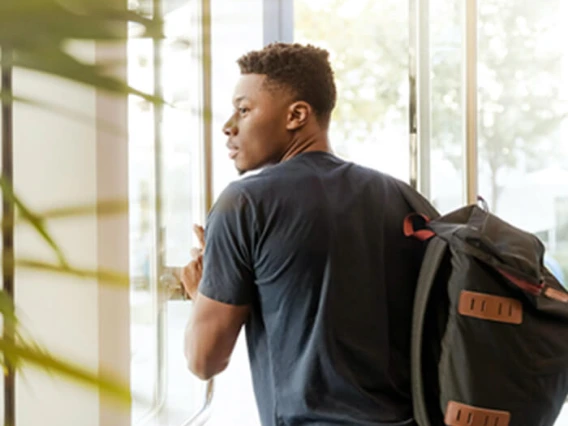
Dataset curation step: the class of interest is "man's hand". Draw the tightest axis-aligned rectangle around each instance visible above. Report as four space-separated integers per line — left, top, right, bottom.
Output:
180 224 205 300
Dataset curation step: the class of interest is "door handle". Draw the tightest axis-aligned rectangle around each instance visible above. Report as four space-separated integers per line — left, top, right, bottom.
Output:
159 267 215 425
159 266 188 301
179 379 214 426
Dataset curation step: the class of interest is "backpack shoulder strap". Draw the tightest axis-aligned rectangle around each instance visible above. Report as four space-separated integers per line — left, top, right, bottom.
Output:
411 237 448 426
393 179 445 425
394 179 441 220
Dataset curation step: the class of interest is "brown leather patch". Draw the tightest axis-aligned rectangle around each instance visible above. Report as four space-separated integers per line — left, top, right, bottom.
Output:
458 290 522 324
544 287 568 303
445 401 511 426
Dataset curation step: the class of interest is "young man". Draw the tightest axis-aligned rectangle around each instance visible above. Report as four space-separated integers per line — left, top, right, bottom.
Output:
181 43 423 426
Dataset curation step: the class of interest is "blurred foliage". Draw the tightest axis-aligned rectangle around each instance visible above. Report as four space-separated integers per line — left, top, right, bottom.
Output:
0 0 163 414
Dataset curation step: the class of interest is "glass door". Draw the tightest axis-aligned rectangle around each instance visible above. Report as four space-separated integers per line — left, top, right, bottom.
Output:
128 0 208 424
157 0 210 424
472 0 568 420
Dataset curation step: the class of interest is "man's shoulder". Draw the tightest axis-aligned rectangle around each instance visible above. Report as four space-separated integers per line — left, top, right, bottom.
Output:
222 155 405 200
210 180 255 218
337 160 407 193
221 173 269 199
349 161 397 181
225 164 294 196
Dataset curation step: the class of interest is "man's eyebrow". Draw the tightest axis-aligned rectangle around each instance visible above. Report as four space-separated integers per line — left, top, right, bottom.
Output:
233 96 246 105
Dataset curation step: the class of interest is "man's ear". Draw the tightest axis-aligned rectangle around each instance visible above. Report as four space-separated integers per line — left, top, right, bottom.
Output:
286 101 311 131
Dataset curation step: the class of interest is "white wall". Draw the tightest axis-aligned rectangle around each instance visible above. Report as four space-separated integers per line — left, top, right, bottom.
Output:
6 40 130 426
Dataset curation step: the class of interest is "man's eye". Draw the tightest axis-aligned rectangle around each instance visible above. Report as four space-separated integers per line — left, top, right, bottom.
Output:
238 107 249 114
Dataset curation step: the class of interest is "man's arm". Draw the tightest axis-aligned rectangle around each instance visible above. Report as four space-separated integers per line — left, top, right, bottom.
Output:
181 184 256 380
184 292 250 380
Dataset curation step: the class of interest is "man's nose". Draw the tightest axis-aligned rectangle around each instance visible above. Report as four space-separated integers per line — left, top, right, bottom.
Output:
223 116 237 136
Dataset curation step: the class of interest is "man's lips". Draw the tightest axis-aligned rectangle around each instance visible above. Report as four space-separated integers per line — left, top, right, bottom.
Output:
227 141 238 159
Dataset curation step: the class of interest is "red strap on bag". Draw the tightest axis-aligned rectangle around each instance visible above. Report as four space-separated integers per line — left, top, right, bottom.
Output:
497 268 544 296
403 213 436 241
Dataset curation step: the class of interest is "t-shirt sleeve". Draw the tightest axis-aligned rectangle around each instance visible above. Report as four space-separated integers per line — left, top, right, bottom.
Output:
198 182 256 305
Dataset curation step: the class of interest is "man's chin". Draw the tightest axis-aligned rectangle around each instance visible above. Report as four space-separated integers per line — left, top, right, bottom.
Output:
235 161 262 176
234 160 248 176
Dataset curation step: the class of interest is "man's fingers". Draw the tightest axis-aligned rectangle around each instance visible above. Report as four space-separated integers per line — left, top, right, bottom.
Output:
194 224 205 248
180 256 203 299
182 257 201 275
190 247 202 259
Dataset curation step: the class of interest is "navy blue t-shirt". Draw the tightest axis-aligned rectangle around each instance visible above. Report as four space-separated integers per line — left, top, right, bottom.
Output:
199 152 423 426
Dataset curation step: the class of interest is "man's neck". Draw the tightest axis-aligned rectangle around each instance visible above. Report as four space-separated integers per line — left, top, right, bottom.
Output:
280 131 332 163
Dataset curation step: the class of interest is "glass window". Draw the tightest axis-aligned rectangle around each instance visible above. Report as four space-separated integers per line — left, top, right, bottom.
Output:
211 1 263 199
159 2 208 425
429 0 466 213
476 2 568 419
295 0 410 182
127 17 159 423
477 0 568 286
160 0 204 266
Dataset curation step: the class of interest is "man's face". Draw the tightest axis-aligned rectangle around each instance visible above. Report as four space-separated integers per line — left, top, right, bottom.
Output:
223 74 293 174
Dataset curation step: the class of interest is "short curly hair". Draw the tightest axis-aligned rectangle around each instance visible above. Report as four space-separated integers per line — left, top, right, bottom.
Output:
237 43 337 125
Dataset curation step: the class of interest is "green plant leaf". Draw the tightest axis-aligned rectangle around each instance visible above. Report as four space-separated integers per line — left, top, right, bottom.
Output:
5 92 127 137
12 47 162 104
0 337 131 405
0 0 162 46
0 290 17 326
0 177 69 268
1 198 130 231
28 199 129 221
16 258 130 287
1 0 165 103
0 289 60 372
